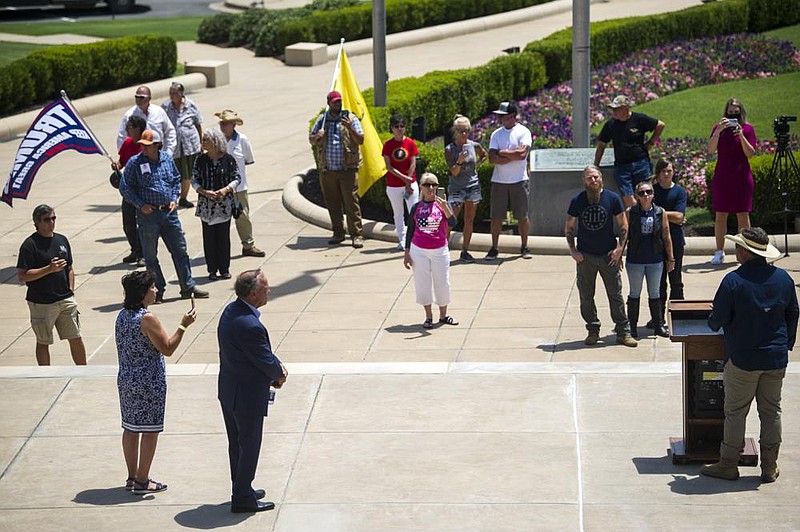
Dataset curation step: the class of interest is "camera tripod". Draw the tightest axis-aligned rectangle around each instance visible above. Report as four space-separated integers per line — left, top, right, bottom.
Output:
758 135 800 257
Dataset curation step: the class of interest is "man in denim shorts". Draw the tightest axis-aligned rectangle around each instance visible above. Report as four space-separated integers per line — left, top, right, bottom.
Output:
486 102 533 260
594 95 665 208
16 205 87 366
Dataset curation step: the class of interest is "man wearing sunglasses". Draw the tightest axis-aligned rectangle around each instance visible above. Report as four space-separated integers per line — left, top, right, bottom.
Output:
116 86 177 158
16 204 87 366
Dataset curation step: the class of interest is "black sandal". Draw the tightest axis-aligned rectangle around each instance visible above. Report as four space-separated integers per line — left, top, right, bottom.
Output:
439 316 459 326
125 477 134 491
132 478 168 495
423 318 434 329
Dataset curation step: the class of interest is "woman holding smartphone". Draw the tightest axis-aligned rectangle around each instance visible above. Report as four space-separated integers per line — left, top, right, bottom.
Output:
404 173 459 329
444 115 487 263
382 114 419 250
707 97 757 264
116 270 196 495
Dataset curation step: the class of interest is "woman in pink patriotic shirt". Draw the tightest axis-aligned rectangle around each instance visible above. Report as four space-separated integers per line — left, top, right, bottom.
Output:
403 173 459 329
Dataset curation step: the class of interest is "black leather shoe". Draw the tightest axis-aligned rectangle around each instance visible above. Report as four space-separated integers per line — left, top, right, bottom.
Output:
231 500 275 513
254 489 266 500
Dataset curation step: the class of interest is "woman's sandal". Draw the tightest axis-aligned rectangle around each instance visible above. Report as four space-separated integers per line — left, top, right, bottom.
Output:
125 477 135 491
423 317 434 329
439 316 459 326
132 478 168 495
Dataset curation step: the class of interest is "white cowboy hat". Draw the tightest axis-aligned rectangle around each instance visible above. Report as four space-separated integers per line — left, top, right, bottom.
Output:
725 232 781 260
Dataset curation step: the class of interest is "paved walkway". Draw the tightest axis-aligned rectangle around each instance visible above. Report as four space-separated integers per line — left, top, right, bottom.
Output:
2 1 800 529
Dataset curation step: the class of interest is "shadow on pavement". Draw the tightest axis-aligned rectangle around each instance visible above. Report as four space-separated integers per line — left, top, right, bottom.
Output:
668 474 761 495
72 486 151 505
174 503 251 529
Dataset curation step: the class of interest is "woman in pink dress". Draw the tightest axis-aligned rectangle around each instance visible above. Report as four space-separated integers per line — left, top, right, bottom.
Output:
707 98 757 264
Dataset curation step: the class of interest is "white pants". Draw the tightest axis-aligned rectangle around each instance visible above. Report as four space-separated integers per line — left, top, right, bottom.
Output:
386 183 419 247
409 244 451 306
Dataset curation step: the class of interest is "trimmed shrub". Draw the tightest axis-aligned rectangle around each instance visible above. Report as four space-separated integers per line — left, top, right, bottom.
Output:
364 52 546 140
197 12 239 45
0 35 176 117
747 0 800 31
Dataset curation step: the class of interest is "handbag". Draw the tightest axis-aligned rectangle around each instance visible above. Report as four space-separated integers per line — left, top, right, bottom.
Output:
109 170 122 189
231 190 243 219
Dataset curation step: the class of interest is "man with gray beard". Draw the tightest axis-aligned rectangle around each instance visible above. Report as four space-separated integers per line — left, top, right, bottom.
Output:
565 166 637 347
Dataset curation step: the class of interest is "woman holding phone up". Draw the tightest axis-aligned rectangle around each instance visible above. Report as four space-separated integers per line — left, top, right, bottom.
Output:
707 97 757 264
116 270 196 495
404 173 459 329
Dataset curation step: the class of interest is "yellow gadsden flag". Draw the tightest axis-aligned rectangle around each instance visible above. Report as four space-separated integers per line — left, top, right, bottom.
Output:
333 50 386 196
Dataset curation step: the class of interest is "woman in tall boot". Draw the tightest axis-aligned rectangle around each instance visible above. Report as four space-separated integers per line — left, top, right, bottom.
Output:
625 181 674 338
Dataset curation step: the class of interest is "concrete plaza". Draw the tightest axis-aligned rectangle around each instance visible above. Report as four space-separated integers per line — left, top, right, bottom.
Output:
2 0 800 529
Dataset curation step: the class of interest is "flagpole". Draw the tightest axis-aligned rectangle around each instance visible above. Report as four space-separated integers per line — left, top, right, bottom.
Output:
322 38 346 130
60 90 114 164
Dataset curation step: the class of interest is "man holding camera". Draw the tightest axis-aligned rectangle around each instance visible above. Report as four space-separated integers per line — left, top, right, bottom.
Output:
16 204 87 366
309 90 365 249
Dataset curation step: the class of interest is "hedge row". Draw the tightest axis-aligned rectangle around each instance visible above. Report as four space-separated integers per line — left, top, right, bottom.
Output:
0 35 176 117
197 0 360 54
524 0 749 86
365 52 546 142
705 151 800 226
198 0 555 57
746 0 800 32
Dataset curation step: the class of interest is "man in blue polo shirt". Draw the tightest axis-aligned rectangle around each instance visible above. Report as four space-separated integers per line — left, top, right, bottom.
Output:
120 130 208 302
565 166 637 347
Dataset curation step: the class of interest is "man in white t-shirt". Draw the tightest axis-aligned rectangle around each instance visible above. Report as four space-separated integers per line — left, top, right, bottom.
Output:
486 102 532 260
216 109 265 257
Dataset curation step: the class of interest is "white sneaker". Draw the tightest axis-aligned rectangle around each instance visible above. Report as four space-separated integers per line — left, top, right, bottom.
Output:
710 250 725 265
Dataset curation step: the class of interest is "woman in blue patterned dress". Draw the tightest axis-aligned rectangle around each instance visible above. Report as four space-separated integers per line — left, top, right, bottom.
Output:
116 270 196 495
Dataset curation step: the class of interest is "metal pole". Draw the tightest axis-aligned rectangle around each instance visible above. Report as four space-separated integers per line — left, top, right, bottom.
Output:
372 0 387 107
572 0 591 148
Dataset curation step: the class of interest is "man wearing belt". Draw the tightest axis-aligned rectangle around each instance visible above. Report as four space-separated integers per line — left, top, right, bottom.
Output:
309 90 365 249
120 130 208 302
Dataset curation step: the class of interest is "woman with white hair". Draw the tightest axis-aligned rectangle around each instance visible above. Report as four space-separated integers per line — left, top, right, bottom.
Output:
191 128 240 280
403 173 459 329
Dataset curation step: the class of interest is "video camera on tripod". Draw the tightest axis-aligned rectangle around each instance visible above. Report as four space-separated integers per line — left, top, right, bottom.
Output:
773 115 797 145
757 115 799 256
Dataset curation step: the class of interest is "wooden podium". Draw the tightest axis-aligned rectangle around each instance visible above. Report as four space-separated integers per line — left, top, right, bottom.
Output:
667 300 758 465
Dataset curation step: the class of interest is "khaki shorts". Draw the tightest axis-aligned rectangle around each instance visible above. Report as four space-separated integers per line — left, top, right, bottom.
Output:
28 296 81 345
490 180 530 221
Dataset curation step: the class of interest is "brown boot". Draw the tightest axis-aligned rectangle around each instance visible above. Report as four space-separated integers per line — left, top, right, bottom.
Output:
760 444 780 483
700 445 740 480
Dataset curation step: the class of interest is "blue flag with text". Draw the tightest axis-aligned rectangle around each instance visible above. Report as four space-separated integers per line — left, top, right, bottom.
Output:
3 97 104 206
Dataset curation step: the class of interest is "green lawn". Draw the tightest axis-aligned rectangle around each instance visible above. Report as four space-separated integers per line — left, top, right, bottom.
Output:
764 24 800 47
631 72 800 139
0 16 205 42
0 41 50 67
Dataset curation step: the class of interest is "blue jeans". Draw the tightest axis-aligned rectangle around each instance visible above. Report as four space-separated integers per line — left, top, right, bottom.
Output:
626 261 663 299
614 158 652 197
136 209 195 296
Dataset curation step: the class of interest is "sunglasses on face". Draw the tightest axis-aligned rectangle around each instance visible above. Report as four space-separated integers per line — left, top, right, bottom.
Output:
421 183 438 188
40 216 57 222
134 95 148 100
392 124 405 129
637 189 653 197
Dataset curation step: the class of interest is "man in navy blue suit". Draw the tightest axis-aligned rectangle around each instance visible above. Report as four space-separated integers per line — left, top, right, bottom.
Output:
217 269 287 513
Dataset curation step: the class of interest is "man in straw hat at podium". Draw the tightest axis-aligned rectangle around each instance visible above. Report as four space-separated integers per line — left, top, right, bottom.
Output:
702 227 798 483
